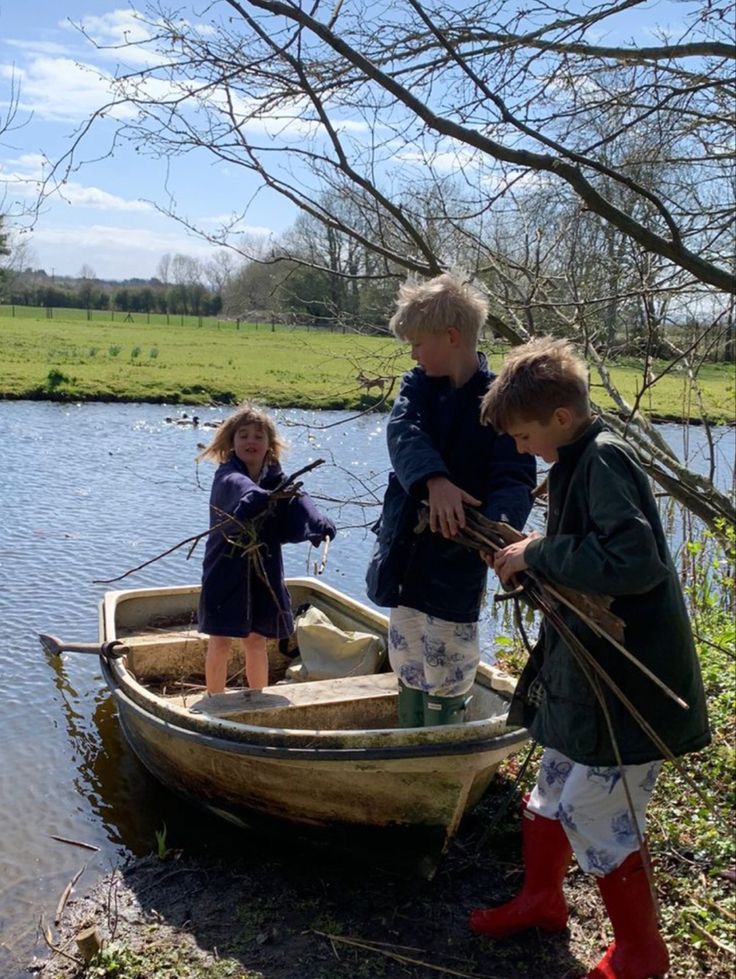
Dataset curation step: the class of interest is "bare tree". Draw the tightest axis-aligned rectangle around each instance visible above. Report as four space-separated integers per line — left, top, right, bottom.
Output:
203 249 238 293
156 252 172 285
49 0 734 529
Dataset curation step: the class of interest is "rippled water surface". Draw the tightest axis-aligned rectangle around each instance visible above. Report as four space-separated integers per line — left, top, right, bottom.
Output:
0 401 732 976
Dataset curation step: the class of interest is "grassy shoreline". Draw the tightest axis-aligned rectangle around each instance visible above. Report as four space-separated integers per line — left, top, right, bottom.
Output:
1 311 734 423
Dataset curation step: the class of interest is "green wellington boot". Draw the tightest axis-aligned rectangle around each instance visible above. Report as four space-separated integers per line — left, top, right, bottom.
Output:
424 693 471 726
397 680 426 727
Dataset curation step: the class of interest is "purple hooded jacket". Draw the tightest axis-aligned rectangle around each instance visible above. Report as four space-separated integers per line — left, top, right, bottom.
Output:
198 456 335 638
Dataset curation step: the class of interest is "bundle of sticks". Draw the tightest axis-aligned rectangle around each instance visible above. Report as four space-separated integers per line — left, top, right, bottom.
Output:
416 503 687 714
453 507 625 642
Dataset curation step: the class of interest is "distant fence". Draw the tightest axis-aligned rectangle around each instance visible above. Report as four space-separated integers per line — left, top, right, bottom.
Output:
0 304 237 329
0 304 391 334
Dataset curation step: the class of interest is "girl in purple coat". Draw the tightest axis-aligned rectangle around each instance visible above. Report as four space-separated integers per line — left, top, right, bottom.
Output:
197 404 335 694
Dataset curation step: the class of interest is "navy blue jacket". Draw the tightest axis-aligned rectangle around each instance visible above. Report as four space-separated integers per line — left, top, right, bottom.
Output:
366 354 536 621
198 457 335 639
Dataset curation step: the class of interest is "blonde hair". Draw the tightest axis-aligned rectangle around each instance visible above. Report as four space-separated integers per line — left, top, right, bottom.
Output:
389 272 489 344
481 337 591 432
196 402 286 464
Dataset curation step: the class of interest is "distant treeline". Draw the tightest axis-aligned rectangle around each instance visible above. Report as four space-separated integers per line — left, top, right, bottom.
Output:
3 271 223 317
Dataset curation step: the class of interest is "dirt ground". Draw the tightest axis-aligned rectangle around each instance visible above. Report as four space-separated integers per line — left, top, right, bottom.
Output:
34 776 729 979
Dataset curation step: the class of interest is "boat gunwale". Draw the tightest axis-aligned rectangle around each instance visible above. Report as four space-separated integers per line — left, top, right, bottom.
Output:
108 673 530 762
101 580 529 753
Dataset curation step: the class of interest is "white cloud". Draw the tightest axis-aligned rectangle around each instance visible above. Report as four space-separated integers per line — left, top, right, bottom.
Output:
66 9 153 46
0 157 151 212
62 8 161 68
4 39 72 58
200 213 272 236
5 153 49 172
0 55 124 123
56 183 153 211
395 145 483 171
27 222 235 279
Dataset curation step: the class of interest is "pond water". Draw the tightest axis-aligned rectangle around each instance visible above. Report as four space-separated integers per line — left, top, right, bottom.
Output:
0 401 733 976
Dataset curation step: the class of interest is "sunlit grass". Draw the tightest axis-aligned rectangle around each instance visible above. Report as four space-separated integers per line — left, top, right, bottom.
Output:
0 308 733 421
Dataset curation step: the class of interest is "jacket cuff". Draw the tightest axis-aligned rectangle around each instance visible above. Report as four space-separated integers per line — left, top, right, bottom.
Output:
523 537 545 570
409 470 448 499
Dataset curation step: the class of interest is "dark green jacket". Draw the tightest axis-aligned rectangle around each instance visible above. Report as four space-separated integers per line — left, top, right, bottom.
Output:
510 418 710 766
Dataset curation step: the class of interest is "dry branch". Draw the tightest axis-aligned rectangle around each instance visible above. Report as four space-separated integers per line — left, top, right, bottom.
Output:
55 865 85 926
93 459 326 586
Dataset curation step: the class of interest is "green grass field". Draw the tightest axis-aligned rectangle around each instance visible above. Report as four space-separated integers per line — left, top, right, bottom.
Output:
0 307 733 422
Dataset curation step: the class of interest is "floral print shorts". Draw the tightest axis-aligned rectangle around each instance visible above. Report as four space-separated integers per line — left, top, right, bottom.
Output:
388 605 479 697
529 747 662 876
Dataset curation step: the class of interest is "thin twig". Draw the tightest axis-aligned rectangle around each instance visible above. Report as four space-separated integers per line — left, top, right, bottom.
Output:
38 915 83 966
55 865 85 925
93 459 326 585
49 834 100 852
688 920 735 956
92 518 230 584
313 930 499 978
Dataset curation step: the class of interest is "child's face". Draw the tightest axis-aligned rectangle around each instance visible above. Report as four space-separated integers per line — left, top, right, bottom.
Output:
507 411 572 464
232 422 270 474
408 330 454 377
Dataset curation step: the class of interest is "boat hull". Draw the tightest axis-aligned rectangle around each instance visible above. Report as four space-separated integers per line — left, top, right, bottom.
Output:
99 579 529 862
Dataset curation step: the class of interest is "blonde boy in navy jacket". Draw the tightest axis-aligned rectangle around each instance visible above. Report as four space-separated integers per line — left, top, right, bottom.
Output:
366 273 535 726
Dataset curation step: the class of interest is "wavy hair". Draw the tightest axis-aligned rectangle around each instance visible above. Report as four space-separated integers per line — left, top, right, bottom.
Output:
196 402 286 465
389 272 489 344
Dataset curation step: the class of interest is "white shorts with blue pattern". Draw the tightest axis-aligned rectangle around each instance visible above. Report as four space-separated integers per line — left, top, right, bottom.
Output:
529 747 662 876
388 606 479 696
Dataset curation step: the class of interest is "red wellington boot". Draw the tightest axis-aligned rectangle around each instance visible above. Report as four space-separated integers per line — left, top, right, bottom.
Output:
469 800 573 938
587 850 670 978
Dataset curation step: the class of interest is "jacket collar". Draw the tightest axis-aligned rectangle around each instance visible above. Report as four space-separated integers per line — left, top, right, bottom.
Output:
424 350 492 394
555 416 605 468
228 455 283 487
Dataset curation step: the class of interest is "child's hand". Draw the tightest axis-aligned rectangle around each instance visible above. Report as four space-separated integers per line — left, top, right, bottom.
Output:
426 476 481 539
493 532 541 584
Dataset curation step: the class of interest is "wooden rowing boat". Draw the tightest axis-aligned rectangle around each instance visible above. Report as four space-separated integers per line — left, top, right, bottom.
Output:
49 578 529 870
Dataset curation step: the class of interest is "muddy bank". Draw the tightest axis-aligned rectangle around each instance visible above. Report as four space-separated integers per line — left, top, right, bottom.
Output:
35 784 725 979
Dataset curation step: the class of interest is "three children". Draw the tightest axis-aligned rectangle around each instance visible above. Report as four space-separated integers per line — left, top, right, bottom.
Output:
197 281 708 979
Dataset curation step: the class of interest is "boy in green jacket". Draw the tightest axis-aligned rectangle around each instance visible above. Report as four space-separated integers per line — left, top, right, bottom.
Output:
469 338 710 979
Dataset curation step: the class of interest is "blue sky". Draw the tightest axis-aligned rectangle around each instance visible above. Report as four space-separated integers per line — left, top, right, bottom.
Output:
0 1 699 282
0 2 290 280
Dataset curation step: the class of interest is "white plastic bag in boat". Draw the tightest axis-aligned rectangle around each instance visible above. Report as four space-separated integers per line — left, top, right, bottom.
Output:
287 605 386 681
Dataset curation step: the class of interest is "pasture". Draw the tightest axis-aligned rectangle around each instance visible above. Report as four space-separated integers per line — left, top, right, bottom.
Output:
0 307 733 422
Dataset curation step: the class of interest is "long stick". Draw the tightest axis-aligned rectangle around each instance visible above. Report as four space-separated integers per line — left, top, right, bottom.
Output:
49 835 100 852
531 571 688 709
93 459 327 585
55 865 85 925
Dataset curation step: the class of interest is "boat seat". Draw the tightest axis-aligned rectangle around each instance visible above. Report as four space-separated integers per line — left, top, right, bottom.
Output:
169 672 399 724
121 626 293 682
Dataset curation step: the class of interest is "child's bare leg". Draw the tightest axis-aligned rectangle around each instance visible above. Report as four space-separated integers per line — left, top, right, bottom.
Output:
205 635 232 694
242 633 269 690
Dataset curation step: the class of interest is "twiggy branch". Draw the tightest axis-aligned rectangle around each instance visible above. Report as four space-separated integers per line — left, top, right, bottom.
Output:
93 460 326 585
444 505 688 708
